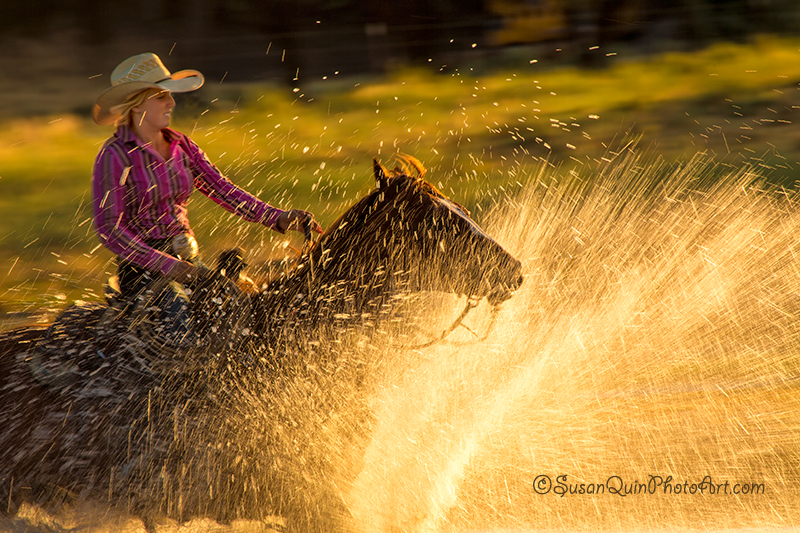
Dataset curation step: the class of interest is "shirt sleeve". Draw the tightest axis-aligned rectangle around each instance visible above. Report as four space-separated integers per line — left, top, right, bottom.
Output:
92 142 179 276
179 135 286 232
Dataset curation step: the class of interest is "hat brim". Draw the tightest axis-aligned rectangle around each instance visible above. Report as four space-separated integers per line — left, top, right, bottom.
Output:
93 69 204 125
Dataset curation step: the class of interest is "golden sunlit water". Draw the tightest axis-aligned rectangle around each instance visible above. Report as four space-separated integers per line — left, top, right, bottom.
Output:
4 149 800 532
343 151 800 532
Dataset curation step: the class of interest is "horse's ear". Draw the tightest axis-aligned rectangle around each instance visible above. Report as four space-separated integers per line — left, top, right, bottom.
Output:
373 158 388 190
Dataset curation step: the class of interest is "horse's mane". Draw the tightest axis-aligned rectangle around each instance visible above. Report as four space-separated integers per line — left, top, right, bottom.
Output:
261 155 468 290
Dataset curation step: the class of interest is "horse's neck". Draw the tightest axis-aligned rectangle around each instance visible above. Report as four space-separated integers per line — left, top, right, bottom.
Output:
254 186 422 333
264 258 389 310
254 247 410 339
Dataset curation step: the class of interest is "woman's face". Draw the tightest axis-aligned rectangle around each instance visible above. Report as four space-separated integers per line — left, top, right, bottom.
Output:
133 89 175 130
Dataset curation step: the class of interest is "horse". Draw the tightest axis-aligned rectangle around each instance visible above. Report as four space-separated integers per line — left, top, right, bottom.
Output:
255 157 523 344
0 156 523 532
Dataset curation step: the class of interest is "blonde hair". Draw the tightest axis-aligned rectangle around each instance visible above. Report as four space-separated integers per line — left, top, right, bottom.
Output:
112 88 162 127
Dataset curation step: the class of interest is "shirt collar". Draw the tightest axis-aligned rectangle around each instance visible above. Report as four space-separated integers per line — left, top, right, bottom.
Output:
115 124 181 148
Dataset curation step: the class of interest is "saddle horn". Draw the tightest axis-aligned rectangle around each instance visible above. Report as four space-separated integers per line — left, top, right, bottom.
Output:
373 158 388 190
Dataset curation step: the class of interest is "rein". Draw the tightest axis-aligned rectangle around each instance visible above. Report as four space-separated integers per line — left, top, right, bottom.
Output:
297 215 502 351
392 296 502 350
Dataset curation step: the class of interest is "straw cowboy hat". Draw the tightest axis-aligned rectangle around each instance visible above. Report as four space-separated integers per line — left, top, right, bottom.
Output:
93 52 204 125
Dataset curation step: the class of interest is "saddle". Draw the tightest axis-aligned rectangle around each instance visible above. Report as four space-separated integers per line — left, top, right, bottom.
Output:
21 249 256 387
19 301 108 387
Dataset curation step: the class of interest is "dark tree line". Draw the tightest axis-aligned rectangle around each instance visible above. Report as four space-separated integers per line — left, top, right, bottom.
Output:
2 0 799 83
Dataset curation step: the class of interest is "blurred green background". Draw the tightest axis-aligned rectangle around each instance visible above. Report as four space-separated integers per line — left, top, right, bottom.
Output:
2 0 800 327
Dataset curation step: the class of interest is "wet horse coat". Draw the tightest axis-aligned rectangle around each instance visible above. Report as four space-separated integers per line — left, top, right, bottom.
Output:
0 157 523 532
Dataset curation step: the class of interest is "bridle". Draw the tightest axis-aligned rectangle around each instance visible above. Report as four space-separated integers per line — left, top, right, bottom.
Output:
296 214 505 350
392 295 503 350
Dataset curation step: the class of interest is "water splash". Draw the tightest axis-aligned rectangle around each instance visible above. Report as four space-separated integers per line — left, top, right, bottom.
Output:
4 150 800 533
347 150 800 532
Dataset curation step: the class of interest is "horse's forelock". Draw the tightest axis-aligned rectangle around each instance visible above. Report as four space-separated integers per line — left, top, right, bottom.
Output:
384 155 426 179
324 156 469 240
383 161 471 218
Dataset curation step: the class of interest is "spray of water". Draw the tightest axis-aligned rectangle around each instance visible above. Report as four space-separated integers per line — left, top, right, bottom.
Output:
5 149 799 533
346 149 800 532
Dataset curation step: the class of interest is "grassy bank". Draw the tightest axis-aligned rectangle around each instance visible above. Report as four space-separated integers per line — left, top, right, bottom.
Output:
2 36 800 326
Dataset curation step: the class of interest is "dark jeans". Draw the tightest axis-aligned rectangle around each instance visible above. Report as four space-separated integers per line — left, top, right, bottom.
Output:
116 240 194 345
116 238 173 300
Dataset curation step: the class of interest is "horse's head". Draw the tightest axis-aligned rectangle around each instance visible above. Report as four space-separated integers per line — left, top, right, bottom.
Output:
374 157 523 303
309 157 522 307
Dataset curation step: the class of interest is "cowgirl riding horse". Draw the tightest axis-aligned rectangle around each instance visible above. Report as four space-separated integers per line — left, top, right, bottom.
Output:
0 52 525 533
0 155 524 533
92 52 322 329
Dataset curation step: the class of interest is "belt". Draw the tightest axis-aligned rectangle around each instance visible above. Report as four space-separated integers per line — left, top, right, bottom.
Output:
145 234 199 262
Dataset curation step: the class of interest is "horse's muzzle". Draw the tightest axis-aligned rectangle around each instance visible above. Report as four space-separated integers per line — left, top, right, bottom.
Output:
485 257 523 305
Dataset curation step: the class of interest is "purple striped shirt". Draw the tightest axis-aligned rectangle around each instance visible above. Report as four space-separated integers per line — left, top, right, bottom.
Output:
92 125 285 276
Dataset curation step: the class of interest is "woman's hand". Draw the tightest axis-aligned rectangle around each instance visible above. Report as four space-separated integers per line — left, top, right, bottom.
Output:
166 260 205 285
276 209 323 235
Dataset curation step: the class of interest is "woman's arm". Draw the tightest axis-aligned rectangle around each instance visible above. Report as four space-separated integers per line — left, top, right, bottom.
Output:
179 135 288 231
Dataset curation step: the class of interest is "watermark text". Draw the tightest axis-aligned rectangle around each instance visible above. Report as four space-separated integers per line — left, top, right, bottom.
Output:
532 474 765 498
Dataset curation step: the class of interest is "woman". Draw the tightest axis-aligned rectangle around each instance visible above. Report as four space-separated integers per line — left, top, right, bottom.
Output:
92 52 322 301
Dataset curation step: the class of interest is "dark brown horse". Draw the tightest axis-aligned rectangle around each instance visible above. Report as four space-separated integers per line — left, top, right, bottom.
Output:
0 157 523 532
256 157 523 344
